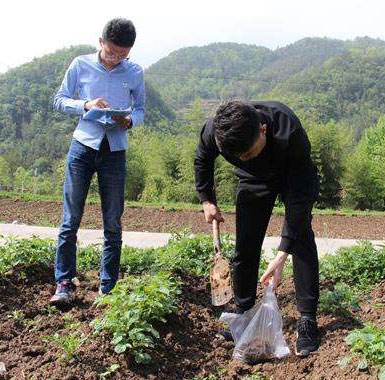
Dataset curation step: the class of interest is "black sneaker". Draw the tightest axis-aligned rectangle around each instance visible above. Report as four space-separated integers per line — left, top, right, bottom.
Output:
295 317 321 356
50 280 75 305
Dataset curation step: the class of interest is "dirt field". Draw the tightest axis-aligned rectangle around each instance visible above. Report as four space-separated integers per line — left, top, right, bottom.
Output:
1 199 385 239
1 199 385 379
1 265 384 379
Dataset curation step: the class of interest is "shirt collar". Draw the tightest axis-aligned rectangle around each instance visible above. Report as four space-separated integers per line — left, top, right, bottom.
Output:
94 50 125 71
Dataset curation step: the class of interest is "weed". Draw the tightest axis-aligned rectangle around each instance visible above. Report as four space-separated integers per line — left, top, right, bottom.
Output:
44 331 87 361
44 305 57 316
8 309 25 321
62 313 81 329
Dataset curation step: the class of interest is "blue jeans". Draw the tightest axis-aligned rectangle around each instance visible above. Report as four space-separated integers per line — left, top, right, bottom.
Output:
55 138 126 288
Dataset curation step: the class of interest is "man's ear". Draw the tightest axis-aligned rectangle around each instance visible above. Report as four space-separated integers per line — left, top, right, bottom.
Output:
260 123 267 135
99 37 103 46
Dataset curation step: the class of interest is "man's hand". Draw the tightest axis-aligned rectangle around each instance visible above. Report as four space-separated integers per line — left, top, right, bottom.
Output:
112 115 132 129
260 251 288 290
202 201 224 223
84 98 109 110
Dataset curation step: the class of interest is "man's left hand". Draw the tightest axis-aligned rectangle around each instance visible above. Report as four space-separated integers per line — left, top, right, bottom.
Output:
260 251 288 290
113 115 132 129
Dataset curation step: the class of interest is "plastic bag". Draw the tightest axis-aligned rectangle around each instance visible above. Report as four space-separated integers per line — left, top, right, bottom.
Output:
219 285 290 363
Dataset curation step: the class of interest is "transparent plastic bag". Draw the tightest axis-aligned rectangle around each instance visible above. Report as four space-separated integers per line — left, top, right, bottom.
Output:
219 285 290 363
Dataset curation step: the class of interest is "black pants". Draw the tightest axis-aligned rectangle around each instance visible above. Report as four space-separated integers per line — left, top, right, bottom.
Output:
232 190 319 314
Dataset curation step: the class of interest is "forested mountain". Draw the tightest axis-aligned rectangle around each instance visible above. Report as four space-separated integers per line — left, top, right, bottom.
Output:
0 45 174 169
146 37 385 137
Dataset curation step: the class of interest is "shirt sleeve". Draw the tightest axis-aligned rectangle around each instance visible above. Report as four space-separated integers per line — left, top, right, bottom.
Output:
53 58 86 115
194 119 220 203
129 68 145 127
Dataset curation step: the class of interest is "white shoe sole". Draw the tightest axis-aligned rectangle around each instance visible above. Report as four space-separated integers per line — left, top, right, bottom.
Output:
295 348 319 357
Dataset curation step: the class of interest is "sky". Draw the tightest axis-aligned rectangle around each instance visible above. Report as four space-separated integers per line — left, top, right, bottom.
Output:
1 0 385 73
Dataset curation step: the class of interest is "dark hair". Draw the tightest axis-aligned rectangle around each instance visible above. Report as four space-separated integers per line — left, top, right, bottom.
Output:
213 100 262 156
102 18 136 47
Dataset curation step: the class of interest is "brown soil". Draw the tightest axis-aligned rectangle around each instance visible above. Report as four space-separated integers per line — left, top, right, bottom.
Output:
1 264 384 379
1 199 384 379
1 199 385 239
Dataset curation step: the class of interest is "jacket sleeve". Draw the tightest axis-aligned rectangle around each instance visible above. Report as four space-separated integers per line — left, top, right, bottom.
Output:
194 119 220 203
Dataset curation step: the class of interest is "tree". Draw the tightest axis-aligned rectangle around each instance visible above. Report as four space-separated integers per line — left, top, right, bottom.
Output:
306 121 353 208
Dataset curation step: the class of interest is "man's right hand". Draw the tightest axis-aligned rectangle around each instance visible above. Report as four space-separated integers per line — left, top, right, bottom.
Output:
202 201 224 223
84 98 109 110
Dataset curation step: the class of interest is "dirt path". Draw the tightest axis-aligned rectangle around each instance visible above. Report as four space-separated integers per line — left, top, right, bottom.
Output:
1 199 385 239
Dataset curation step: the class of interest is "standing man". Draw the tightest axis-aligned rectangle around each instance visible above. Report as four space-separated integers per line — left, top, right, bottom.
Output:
50 18 145 304
195 100 320 356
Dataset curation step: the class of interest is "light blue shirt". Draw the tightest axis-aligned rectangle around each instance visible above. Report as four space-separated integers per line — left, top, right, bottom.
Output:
54 52 145 151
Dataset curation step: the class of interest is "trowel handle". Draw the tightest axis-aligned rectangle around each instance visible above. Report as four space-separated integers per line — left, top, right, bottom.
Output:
212 219 221 254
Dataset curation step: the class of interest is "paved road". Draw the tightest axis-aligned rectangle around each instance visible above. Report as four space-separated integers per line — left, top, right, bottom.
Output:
1 223 384 258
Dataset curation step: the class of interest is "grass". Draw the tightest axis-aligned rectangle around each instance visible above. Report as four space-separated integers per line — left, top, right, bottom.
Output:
1 190 385 216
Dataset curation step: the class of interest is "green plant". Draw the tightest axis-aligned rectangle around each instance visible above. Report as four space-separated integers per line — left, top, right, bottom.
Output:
44 305 57 316
99 364 120 379
8 309 25 321
156 233 235 277
92 272 180 364
0 236 56 277
77 244 102 271
343 323 385 379
44 331 87 361
319 283 360 316
319 241 385 289
241 373 270 380
120 247 158 274
62 313 81 330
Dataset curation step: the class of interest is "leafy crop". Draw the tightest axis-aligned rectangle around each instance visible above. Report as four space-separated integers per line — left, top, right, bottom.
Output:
319 241 385 289
0 236 56 277
342 323 385 379
92 272 181 364
156 232 235 277
120 246 158 274
319 283 360 316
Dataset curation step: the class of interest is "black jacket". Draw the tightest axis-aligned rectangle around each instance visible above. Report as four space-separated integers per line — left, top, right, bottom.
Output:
194 101 319 203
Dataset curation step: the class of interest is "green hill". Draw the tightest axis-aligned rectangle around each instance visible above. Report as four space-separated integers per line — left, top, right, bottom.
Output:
0 45 174 168
146 37 385 136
